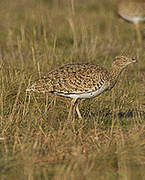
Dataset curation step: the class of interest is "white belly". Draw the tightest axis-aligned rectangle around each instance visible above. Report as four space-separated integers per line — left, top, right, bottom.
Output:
53 85 107 99
119 12 145 24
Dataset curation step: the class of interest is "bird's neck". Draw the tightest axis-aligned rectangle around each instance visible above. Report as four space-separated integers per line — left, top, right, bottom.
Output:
109 65 126 89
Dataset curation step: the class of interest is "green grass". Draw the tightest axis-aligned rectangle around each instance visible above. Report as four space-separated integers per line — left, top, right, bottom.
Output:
0 0 145 179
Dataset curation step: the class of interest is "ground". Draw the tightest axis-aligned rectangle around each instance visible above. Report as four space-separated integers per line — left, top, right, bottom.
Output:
0 0 145 179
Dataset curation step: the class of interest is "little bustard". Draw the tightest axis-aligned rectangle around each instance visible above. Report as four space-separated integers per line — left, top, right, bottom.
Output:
27 56 136 120
117 0 145 44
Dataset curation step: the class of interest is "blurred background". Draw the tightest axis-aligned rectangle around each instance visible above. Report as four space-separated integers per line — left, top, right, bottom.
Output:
0 0 145 179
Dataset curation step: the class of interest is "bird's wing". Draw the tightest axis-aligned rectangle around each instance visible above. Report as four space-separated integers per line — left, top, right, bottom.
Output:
37 63 110 94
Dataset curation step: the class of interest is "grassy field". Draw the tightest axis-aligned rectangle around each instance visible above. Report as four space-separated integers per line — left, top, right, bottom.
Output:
0 0 145 179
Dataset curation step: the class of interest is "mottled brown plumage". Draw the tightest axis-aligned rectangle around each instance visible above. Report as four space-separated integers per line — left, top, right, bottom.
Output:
117 0 145 43
118 0 145 20
27 56 136 119
28 64 110 94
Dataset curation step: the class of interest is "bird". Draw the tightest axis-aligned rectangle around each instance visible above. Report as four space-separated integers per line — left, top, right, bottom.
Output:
117 0 145 44
26 56 136 120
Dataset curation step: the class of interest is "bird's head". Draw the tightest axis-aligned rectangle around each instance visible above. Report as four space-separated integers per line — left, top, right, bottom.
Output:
112 56 136 69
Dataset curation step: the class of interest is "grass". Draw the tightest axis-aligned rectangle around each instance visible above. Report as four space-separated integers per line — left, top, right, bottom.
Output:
0 0 145 179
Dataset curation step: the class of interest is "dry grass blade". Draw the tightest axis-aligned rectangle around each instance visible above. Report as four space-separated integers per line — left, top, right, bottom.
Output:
0 0 144 179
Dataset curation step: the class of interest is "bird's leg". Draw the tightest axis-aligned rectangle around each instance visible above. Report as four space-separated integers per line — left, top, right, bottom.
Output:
67 98 77 121
134 23 142 44
75 101 83 120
